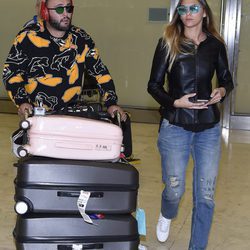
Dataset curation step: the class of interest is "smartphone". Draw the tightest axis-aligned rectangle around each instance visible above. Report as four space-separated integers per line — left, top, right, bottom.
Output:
196 99 209 103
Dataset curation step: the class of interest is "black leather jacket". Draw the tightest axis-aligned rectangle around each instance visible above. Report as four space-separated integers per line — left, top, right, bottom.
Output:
148 35 234 130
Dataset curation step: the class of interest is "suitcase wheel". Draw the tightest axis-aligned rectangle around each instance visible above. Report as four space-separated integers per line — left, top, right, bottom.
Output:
17 146 28 158
20 120 30 130
15 201 29 215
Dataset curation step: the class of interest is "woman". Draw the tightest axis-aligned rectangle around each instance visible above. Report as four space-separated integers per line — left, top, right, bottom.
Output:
147 0 234 249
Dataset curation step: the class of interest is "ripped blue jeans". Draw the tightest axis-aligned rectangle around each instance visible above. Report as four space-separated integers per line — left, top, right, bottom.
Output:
157 119 221 250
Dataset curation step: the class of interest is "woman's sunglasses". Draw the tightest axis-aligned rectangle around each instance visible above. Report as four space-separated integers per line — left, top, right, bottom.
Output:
47 5 74 15
177 4 201 16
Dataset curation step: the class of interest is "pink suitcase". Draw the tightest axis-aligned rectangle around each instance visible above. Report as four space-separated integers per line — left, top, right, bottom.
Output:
17 115 123 161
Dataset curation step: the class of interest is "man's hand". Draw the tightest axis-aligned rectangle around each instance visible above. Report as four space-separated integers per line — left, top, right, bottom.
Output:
18 103 33 119
107 105 127 121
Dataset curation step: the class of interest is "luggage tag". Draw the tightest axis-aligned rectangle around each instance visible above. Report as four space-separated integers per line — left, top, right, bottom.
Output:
34 95 46 116
136 208 146 236
77 190 93 224
33 106 45 116
72 244 83 250
34 96 46 116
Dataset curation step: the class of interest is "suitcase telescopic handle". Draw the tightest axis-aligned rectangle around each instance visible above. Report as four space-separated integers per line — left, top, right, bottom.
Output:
57 191 104 198
24 109 29 120
114 110 122 128
58 243 104 249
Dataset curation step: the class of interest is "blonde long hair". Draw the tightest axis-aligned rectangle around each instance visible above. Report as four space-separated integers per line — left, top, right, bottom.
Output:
164 0 224 71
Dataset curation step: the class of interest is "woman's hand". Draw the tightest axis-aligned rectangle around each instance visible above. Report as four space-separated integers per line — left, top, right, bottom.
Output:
206 87 226 105
173 93 208 109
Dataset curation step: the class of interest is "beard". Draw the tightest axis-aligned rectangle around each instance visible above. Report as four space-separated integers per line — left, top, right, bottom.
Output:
48 17 71 31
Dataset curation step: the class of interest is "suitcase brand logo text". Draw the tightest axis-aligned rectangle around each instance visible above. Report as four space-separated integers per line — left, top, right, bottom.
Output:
95 144 111 151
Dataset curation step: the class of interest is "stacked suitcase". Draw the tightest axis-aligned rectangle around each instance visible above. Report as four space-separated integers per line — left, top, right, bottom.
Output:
12 114 140 250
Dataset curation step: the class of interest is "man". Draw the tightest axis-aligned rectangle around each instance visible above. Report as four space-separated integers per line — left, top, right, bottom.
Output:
3 0 126 121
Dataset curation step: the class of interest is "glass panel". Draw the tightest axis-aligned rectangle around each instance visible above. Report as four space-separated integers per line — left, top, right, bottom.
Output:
234 0 250 114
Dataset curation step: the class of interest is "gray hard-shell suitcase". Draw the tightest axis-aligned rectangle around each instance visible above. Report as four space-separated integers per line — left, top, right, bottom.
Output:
14 157 139 215
14 214 139 250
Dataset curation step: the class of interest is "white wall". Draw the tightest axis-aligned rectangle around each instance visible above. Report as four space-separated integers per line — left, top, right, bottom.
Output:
0 0 170 108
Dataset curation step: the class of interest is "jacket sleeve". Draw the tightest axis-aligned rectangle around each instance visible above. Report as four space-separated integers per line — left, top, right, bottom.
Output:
84 37 117 108
2 31 30 107
216 43 234 98
147 38 175 107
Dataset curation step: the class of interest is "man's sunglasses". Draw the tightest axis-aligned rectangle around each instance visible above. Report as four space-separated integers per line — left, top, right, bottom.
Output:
177 4 201 16
47 5 74 15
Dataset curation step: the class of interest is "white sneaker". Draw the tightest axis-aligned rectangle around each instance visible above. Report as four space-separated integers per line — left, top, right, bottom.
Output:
138 244 148 250
156 213 171 242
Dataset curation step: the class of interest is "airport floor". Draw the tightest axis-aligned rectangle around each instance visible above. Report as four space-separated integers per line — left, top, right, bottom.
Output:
1 113 250 250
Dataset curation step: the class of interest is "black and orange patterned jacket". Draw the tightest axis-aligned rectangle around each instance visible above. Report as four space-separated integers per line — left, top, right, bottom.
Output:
3 20 117 111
